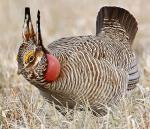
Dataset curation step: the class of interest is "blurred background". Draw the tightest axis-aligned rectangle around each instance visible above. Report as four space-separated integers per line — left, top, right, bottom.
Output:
1 0 150 128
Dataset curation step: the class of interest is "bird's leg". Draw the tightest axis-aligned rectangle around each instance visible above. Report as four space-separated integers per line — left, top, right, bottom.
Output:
55 105 74 121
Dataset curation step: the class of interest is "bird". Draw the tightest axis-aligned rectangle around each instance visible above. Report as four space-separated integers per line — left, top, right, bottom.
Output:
17 6 140 116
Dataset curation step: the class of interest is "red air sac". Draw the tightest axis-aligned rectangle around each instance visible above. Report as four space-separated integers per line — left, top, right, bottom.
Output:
45 54 60 82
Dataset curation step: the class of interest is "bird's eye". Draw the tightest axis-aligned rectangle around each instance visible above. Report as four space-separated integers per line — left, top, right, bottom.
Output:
28 55 34 63
24 51 34 64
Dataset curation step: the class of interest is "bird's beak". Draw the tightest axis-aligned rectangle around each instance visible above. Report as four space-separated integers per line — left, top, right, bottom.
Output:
17 68 23 75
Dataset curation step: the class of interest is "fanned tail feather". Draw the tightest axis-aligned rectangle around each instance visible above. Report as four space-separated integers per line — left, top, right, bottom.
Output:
96 6 138 44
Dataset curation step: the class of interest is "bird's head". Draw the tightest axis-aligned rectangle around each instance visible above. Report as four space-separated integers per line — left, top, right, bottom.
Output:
17 7 60 84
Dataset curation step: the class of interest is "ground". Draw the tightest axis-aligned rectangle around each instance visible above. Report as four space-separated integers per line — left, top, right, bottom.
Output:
1 0 150 129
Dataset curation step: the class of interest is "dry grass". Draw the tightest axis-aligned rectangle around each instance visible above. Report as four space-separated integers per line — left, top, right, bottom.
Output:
1 0 150 129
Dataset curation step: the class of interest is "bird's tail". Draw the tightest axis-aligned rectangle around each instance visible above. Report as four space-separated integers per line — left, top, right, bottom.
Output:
96 6 138 44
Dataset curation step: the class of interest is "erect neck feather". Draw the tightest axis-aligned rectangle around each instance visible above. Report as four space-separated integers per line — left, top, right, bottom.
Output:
45 54 61 82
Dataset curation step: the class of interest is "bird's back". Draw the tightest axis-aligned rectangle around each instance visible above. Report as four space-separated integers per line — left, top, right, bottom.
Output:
48 34 133 73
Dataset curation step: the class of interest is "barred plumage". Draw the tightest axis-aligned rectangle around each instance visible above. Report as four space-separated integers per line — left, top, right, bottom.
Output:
17 6 140 116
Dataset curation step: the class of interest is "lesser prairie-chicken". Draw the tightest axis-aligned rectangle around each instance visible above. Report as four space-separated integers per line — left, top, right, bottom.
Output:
17 6 139 116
